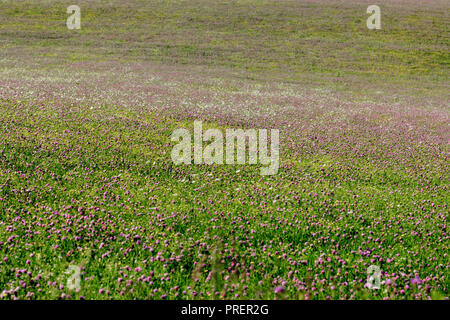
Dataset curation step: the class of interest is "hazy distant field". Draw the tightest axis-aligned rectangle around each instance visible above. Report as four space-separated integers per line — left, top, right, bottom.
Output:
0 0 448 300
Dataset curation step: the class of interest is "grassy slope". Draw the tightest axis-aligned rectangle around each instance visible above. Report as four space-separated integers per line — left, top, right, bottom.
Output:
1 0 449 94
0 0 448 300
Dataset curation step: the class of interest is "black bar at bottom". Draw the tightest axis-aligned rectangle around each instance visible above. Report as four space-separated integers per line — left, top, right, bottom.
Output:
0 299 446 319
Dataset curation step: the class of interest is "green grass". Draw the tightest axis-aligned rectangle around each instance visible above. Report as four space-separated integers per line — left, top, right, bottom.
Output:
0 0 448 93
0 97 448 299
0 0 448 300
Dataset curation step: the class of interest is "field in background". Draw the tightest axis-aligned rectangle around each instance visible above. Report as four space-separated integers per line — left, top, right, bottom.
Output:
0 0 448 299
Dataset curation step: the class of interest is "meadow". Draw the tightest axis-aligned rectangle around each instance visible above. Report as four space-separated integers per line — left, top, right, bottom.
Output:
0 0 448 300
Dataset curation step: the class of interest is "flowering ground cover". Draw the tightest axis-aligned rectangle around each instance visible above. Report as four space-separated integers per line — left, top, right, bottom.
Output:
0 0 448 299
